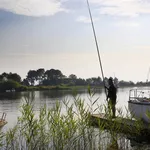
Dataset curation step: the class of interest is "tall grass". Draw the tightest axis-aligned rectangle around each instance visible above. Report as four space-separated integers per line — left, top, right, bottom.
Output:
0 87 149 150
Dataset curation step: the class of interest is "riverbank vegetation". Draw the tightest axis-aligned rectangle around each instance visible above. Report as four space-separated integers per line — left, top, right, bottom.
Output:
0 68 150 93
0 89 148 150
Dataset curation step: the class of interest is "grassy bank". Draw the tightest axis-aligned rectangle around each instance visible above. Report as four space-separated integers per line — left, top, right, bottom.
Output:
0 80 104 93
9 86 104 93
25 84 146 92
0 79 143 93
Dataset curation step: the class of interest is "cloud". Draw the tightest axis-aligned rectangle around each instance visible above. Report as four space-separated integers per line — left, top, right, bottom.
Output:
76 15 99 23
89 0 150 17
115 21 140 27
0 0 68 17
134 45 150 51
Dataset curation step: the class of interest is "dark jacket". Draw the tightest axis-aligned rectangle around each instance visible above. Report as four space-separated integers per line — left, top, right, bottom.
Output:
107 85 117 102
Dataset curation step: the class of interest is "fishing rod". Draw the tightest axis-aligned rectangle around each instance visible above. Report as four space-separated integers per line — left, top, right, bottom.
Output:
86 0 107 97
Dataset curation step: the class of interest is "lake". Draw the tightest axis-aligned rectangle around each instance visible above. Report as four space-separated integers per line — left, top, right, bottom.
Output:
0 86 150 149
0 87 137 129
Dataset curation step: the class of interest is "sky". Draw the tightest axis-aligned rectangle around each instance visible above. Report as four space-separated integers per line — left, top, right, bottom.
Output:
0 0 150 82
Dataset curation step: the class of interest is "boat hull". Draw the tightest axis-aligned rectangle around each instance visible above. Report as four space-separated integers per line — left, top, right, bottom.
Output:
0 120 7 128
128 101 150 123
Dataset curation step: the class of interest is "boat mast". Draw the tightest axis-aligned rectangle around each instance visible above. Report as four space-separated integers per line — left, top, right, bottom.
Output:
86 0 107 97
146 67 150 83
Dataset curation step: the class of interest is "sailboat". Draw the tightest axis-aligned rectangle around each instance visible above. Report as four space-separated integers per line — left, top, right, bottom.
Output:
128 68 150 123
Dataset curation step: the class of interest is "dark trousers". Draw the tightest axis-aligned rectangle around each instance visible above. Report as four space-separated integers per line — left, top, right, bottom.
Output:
108 99 116 117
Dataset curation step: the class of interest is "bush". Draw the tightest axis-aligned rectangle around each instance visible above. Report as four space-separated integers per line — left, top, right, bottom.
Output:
0 80 21 92
17 85 28 91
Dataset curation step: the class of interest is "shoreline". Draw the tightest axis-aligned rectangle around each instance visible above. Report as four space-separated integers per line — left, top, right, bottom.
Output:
1 85 150 94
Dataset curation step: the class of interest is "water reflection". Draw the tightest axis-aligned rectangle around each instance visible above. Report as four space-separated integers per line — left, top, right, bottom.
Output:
128 135 150 147
39 88 103 99
39 90 75 99
0 92 22 100
0 88 150 149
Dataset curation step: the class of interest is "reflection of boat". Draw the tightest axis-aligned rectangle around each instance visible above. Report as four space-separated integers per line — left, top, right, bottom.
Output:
128 89 150 123
0 113 7 128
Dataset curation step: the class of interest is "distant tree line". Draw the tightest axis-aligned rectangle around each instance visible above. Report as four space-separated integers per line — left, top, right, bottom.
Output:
0 68 150 92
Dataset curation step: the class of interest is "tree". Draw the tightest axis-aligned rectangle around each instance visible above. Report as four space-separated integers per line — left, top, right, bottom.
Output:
86 78 93 85
91 77 102 85
119 80 135 87
104 77 109 87
0 75 3 81
1 72 8 78
69 74 77 80
45 69 63 80
26 70 37 85
36 68 45 85
68 74 77 85
76 78 86 85
44 69 64 85
86 77 102 86
0 80 20 92
114 77 119 88
54 69 63 79
0 72 21 83
22 79 30 86
8 73 21 83
45 69 53 80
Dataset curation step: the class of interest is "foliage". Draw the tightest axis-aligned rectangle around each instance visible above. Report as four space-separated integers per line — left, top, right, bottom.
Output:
22 79 30 86
26 70 37 86
7 73 21 83
0 80 21 92
1 68 150 88
119 80 135 87
45 69 63 80
86 77 103 86
0 72 21 83
36 68 45 85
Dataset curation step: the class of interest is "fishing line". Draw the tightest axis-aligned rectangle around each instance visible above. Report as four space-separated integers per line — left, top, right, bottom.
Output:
86 0 107 97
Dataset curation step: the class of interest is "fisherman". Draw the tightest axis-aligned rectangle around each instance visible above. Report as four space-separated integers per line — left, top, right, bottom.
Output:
105 77 117 118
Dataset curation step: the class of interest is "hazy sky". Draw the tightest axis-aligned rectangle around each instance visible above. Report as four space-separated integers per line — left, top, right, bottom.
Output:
0 0 150 82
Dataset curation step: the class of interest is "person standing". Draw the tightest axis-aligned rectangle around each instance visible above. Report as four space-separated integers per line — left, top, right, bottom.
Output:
105 77 117 118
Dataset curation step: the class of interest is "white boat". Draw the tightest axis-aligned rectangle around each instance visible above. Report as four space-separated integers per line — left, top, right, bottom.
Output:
128 89 150 123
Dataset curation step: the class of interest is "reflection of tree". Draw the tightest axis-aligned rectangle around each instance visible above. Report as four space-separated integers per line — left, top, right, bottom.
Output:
39 90 67 99
39 88 103 99
128 135 150 148
0 92 22 100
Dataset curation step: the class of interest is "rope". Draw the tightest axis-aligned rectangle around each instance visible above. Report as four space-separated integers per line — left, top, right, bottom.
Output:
86 0 107 97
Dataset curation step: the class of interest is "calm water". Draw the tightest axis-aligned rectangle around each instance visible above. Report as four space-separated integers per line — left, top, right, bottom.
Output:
0 87 133 128
0 87 150 149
